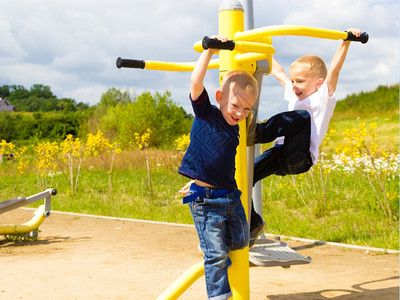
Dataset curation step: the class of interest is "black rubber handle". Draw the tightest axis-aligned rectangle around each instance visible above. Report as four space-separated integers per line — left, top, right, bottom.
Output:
116 57 145 69
344 31 369 44
202 36 235 51
51 189 57 195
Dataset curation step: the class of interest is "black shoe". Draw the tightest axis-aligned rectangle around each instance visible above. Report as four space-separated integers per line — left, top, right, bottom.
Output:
249 221 266 248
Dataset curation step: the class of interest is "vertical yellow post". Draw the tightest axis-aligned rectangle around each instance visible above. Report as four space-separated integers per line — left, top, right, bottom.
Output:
218 1 250 299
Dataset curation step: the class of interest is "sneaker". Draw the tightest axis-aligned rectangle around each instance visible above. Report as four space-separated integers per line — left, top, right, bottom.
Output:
249 221 266 248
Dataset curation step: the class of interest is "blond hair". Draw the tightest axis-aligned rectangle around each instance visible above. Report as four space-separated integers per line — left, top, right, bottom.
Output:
290 55 327 79
220 70 259 99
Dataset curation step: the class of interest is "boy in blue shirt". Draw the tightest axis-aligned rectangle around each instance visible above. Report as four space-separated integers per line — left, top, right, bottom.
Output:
178 35 259 300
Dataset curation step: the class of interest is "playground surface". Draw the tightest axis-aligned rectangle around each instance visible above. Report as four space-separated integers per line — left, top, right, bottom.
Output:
1 208 398 300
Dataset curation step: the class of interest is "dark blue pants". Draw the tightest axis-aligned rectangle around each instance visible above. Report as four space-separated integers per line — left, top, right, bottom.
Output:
251 110 313 230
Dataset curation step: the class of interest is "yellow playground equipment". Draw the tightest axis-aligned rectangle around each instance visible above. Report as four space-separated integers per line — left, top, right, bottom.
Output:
0 189 57 238
116 1 368 299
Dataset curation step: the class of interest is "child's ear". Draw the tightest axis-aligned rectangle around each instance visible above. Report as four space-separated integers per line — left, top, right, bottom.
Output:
316 78 324 89
215 90 223 104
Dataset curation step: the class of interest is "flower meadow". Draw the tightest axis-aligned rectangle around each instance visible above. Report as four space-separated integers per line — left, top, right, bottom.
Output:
258 122 398 249
0 122 398 250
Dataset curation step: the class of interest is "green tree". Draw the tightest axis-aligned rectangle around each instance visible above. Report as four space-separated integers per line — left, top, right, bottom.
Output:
76 102 90 111
57 98 77 113
0 113 15 141
0 85 10 98
2 84 90 113
98 89 192 148
8 85 30 102
30 84 54 99
97 88 133 114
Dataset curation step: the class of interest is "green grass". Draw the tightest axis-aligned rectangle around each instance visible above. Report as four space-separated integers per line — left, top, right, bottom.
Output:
260 167 398 250
0 165 193 225
329 112 399 154
0 151 398 250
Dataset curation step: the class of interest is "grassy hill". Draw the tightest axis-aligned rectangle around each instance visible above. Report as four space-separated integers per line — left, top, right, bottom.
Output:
328 84 399 153
335 84 399 115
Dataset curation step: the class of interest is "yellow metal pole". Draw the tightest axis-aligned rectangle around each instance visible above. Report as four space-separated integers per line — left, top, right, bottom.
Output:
156 262 204 300
218 2 250 299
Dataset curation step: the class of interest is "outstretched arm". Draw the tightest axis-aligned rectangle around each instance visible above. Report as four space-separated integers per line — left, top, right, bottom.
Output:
326 28 361 97
271 57 290 88
191 35 228 100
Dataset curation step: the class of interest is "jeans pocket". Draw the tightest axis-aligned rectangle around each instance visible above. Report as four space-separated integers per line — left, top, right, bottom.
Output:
286 151 312 174
192 196 206 214
226 189 241 200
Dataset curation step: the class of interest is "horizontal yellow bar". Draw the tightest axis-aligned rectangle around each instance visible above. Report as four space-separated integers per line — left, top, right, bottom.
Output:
193 40 203 53
145 61 196 71
144 59 219 71
208 59 219 69
235 25 348 41
235 41 275 54
249 36 272 44
234 52 271 64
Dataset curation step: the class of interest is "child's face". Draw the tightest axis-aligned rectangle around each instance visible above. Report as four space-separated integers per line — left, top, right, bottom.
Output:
289 65 324 101
217 83 256 126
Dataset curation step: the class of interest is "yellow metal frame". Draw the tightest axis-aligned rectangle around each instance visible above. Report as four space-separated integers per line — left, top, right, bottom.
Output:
144 59 219 71
156 262 204 300
235 25 349 41
134 25 351 75
0 205 46 235
0 188 56 237
121 14 356 300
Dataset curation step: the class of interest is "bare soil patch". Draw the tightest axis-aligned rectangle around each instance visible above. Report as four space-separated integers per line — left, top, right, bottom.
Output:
1 209 398 299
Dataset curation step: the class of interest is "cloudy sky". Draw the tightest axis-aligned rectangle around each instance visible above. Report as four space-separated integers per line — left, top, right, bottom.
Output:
0 0 398 120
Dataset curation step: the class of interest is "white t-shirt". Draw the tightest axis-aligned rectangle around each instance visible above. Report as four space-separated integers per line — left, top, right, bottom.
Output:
274 80 336 165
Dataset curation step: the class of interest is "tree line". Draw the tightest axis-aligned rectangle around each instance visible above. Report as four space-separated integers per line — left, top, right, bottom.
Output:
0 84 193 149
0 84 89 112
3 82 396 149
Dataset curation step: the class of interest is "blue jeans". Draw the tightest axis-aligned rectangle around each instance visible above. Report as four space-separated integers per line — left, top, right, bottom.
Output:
188 189 249 300
251 110 313 231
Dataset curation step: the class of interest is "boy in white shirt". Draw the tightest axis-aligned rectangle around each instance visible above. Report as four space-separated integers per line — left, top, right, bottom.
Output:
250 28 362 246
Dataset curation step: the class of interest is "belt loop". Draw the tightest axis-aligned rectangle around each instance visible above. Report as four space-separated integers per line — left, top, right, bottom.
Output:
205 188 211 198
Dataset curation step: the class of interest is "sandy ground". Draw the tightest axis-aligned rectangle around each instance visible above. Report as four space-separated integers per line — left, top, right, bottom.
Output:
0 208 398 300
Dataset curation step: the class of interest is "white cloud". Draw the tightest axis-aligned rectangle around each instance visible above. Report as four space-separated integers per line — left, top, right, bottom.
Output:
373 62 391 78
0 19 25 61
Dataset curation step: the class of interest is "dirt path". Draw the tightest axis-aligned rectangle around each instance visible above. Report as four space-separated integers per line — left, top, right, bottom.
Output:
1 208 398 299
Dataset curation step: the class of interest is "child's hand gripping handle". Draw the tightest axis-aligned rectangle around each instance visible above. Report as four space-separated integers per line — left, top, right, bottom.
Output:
344 31 369 44
116 57 145 69
202 36 235 51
